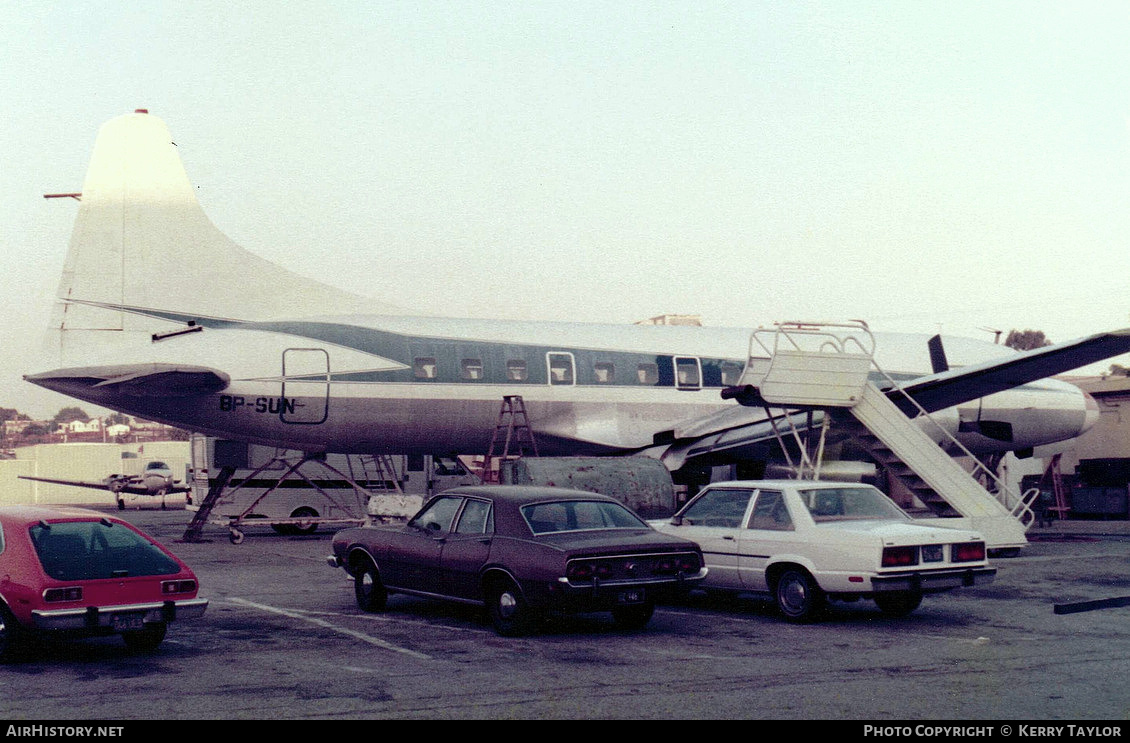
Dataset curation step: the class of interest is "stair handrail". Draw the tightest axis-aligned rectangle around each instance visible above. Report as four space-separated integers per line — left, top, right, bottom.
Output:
866 357 1039 528
744 321 1038 528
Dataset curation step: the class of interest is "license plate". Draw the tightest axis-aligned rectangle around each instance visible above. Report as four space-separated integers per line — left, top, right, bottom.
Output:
617 589 645 605
112 614 146 631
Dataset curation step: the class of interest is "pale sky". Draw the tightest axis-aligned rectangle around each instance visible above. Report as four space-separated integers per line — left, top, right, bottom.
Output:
3 1 1130 418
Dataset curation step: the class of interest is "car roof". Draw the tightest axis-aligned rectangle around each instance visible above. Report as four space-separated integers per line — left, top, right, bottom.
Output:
442 485 621 506
703 480 876 490
0 505 118 526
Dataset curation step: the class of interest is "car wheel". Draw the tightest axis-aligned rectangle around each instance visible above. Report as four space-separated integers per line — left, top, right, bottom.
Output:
774 568 825 623
122 622 167 651
354 560 388 612
611 601 655 631
290 507 319 535
874 591 923 617
487 579 533 637
0 604 26 663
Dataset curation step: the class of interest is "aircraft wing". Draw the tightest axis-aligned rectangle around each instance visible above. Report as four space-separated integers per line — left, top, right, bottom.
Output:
19 475 147 495
662 327 1130 467
890 327 1130 414
18 475 190 495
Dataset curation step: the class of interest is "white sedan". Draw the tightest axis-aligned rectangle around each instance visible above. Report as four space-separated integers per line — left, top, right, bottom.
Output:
653 480 996 621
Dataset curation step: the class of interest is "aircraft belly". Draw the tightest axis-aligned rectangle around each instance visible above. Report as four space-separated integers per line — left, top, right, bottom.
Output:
49 377 726 455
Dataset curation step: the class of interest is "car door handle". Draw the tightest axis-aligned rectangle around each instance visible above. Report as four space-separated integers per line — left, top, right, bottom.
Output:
723 535 735 541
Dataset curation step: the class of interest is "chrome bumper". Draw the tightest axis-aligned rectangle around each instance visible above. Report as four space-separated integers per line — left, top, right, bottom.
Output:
871 566 996 593
31 597 209 631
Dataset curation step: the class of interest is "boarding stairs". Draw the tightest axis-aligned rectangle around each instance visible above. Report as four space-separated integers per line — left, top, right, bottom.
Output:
481 395 539 484
726 321 1034 552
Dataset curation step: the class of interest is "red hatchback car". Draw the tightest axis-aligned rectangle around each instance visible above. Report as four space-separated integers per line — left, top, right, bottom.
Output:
0 505 207 660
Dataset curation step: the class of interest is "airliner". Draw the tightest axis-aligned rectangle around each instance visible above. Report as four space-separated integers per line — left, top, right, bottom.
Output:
24 110 1130 480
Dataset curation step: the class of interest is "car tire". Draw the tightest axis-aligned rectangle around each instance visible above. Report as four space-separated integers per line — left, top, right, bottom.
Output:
487 579 533 637
354 560 388 612
874 591 923 617
122 622 167 651
0 604 26 663
774 568 825 623
611 601 655 631
290 507 319 536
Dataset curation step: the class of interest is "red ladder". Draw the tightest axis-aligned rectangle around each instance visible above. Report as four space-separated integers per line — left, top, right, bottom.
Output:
481 395 539 483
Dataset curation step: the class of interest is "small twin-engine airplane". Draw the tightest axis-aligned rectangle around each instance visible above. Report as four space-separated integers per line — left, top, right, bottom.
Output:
20 460 189 510
23 111 1130 484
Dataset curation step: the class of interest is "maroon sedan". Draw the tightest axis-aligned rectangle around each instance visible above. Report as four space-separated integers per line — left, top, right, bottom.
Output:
0 505 207 660
329 486 707 635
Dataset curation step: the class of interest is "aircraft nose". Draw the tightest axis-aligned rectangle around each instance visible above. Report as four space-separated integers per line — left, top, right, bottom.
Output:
1082 391 1101 434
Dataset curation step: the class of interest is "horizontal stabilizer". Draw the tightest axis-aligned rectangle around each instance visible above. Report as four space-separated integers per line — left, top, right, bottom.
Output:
25 363 230 398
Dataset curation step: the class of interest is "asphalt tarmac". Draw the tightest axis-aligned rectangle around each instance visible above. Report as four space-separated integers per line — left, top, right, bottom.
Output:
1 504 1128 720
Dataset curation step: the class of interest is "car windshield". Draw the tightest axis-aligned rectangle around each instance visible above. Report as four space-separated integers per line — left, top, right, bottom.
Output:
797 487 909 523
522 500 648 534
29 521 182 580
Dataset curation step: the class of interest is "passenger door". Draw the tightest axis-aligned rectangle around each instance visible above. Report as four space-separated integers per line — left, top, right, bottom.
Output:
737 489 797 592
384 495 463 592
668 487 756 589
438 498 494 600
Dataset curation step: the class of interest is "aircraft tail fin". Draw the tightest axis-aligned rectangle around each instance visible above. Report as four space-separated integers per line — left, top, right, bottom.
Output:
47 110 389 365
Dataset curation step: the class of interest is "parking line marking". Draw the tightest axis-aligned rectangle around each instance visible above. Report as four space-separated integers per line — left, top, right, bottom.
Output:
226 598 432 660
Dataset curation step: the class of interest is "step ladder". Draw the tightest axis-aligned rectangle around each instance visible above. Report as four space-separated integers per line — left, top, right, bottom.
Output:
481 395 539 484
730 321 1032 551
1038 453 1071 521
351 454 404 493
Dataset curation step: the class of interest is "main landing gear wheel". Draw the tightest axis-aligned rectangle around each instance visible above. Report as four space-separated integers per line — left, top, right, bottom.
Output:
774 568 825 623
228 528 245 545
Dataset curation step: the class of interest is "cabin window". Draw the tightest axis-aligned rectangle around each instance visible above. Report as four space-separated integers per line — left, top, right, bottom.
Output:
637 363 659 385
455 499 493 535
507 359 528 381
461 358 484 380
748 490 793 531
547 353 575 385
414 357 437 380
720 361 744 386
676 357 701 389
593 362 615 383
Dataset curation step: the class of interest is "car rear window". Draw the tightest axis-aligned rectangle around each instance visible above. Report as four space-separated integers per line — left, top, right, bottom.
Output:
522 500 647 534
29 521 181 580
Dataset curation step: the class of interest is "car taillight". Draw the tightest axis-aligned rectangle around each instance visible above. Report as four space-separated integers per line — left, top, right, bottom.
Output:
43 586 83 603
161 579 197 595
952 542 986 562
593 562 613 579
881 546 919 567
678 555 700 573
566 562 593 581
